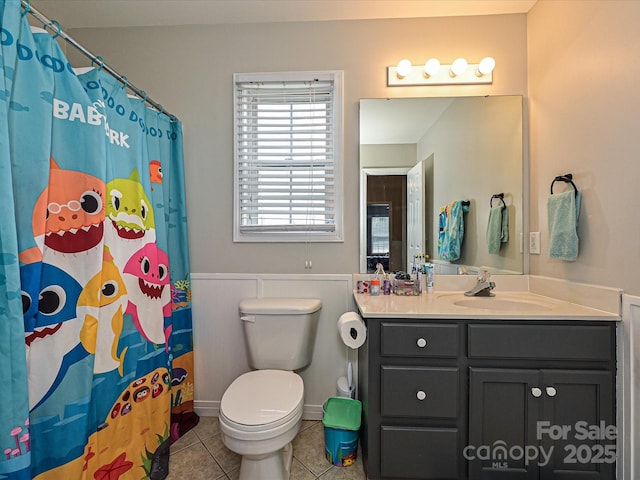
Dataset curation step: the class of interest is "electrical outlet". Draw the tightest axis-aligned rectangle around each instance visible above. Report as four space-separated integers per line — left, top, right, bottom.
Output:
529 232 541 255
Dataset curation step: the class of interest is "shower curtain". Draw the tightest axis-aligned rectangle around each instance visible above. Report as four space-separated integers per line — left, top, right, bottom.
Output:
1 1 196 478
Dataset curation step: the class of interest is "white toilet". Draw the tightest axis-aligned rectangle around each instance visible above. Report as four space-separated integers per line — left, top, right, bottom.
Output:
219 297 322 480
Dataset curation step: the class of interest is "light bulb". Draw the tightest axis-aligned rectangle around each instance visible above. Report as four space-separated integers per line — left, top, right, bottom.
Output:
424 58 440 77
477 56 496 76
450 58 468 77
396 59 412 77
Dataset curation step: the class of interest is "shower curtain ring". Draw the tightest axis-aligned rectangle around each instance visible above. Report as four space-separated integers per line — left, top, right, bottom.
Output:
158 104 164 115
92 56 105 70
120 76 128 90
140 90 148 103
50 20 62 39
21 0 31 16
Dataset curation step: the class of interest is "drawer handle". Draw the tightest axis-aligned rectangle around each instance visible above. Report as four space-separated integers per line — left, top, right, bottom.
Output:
416 390 427 401
546 386 557 397
416 338 427 348
531 387 542 398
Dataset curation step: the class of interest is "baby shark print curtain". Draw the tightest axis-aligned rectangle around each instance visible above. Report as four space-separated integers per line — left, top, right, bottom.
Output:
0 1 196 478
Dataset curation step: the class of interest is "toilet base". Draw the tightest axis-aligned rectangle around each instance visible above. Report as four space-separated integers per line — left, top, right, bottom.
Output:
239 442 293 480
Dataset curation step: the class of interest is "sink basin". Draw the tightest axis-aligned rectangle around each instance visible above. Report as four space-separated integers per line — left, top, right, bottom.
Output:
454 297 553 312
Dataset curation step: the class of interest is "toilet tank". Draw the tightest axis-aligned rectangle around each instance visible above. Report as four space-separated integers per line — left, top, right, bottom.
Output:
239 298 322 370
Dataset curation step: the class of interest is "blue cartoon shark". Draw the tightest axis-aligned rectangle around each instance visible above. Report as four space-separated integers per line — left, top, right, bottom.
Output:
21 262 87 410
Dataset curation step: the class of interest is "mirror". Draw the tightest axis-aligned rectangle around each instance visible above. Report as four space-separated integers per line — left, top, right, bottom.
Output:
359 96 524 274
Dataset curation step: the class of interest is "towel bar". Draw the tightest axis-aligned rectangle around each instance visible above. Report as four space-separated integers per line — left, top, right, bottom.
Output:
550 173 578 197
490 193 505 208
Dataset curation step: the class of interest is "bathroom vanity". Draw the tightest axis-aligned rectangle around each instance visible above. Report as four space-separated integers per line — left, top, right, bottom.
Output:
354 291 619 480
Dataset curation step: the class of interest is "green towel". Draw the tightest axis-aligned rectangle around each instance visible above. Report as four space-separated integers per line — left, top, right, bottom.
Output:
486 205 509 254
548 190 581 261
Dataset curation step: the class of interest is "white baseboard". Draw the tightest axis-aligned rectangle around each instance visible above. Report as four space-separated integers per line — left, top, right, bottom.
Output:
194 400 220 418
303 404 325 421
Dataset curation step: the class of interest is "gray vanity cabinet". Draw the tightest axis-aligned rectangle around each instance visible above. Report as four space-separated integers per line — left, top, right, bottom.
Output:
359 320 465 479
468 323 615 480
358 318 616 480
468 368 614 479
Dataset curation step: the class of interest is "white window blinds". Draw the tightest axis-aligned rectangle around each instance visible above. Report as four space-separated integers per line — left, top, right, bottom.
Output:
233 71 343 242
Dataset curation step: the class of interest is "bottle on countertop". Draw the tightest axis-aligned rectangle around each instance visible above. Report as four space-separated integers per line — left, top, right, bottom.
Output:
383 273 391 295
370 278 381 296
425 263 434 293
371 262 385 296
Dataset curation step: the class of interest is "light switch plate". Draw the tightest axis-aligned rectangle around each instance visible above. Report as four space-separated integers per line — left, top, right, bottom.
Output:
529 232 541 255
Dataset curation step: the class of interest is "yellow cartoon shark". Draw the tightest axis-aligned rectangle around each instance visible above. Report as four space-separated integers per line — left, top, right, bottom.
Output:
78 247 129 375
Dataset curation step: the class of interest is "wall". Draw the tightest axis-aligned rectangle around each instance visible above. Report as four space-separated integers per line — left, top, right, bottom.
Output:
619 294 640 477
61 12 527 416
191 274 354 418
64 14 528 275
360 143 416 169
528 0 640 295
418 95 523 273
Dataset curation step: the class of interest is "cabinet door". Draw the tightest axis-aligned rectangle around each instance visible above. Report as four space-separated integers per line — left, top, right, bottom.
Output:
381 425 458 479
539 370 615 479
469 368 540 480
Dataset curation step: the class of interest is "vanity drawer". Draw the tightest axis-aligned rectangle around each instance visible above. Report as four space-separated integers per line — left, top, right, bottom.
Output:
381 426 458 479
468 324 613 361
381 366 459 418
381 322 458 358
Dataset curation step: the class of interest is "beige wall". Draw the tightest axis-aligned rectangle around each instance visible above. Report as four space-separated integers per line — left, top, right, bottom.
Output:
360 144 416 169
419 96 523 273
528 0 640 295
65 4 640 295
66 14 527 274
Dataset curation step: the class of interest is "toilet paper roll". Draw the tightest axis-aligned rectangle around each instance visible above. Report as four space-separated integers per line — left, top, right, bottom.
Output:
337 311 367 349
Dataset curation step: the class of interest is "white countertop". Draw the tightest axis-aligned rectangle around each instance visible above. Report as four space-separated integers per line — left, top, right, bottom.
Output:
353 290 620 321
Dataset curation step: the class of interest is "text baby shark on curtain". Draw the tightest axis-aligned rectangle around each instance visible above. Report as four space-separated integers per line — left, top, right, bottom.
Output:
53 98 131 148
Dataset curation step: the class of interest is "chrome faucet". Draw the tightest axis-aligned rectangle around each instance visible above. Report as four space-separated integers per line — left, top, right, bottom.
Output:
464 269 496 297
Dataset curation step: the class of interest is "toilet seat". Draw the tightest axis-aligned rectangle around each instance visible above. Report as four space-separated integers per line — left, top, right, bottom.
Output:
220 370 304 435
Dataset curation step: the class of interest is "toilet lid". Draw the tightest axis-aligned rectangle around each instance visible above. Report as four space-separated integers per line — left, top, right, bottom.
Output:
221 370 303 427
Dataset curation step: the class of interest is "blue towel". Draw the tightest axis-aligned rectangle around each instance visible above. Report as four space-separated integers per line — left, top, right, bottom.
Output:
547 190 581 261
437 200 469 261
486 205 509 254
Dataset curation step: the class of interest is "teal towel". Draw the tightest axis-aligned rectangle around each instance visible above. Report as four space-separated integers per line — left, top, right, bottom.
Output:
438 200 469 261
486 205 509 254
548 190 581 261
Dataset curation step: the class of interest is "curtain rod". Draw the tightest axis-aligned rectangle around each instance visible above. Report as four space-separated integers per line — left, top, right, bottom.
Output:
20 0 176 120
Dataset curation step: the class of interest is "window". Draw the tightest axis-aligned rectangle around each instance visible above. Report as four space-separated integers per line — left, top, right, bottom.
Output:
233 71 343 242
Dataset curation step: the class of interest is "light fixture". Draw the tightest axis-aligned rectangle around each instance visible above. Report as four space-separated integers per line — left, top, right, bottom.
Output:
396 59 412 77
387 56 495 86
477 56 496 76
424 58 440 77
450 58 468 77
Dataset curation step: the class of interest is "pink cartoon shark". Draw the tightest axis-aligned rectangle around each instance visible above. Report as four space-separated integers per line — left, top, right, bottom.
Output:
123 243 171 344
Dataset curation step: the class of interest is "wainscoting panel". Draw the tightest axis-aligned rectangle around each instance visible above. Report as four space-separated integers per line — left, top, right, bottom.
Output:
191 273 354 420
619 294 640 480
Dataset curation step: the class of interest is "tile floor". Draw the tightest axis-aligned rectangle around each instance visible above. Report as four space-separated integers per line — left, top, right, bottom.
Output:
167 416 368 480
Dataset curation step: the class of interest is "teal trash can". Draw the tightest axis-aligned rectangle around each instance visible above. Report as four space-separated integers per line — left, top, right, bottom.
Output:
322 397 362 467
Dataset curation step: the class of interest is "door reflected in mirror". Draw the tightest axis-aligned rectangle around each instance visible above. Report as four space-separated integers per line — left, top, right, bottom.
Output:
359 96 524 274
366 172 409 273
